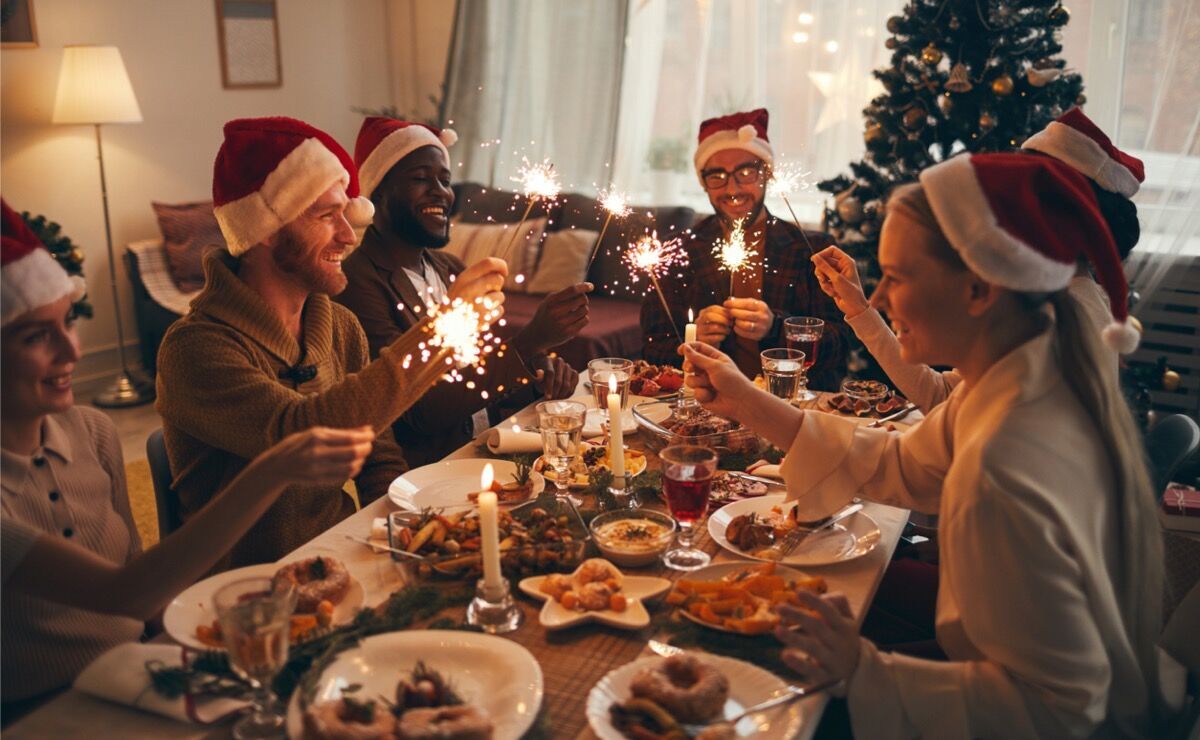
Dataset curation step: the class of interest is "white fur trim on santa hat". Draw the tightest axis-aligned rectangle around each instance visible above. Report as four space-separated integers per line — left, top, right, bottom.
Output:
1102 317 1141 354
215 137 351 256
1022 121 1140 197
358 126 456 200
920 155 1076 292
1 248 86 327
693 129 774 186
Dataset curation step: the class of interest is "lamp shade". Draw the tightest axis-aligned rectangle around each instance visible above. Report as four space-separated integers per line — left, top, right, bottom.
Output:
52 45 142 124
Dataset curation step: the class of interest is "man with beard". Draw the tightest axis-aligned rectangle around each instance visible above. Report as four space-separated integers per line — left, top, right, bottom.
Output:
337 117 590 466
640 109 846 387
156 117 507 567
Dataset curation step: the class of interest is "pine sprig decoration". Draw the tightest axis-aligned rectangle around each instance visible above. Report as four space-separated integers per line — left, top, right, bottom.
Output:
19 211 93 318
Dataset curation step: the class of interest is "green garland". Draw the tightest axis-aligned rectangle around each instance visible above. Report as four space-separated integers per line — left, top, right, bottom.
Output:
19 211 93 319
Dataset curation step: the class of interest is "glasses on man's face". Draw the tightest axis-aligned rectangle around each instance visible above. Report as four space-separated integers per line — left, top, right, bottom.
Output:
701 162 765 191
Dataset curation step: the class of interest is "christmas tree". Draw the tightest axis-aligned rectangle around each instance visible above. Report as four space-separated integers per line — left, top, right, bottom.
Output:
818 0 1083 298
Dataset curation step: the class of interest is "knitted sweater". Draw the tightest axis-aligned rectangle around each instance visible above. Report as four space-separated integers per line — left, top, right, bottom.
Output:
156 252 456 567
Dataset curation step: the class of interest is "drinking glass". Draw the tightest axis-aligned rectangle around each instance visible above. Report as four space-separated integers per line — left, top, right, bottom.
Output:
536 400 587 503
659 445 718 571
588 358 633 421
761 348 805 401
214 576 297 740
784 317 825 402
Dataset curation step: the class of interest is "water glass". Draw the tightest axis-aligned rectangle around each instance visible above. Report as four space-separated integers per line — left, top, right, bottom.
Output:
536 400 586 502
761 348 805 401
659 445 718 571
588 358 633 420
214 576 297 739
784 316 825 402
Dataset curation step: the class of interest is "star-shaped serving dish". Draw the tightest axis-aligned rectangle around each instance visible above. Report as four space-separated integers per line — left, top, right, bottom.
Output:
518 563 671 631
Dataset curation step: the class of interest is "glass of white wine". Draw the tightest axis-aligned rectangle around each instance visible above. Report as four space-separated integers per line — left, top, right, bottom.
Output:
536 399 587 504
214 576 297 739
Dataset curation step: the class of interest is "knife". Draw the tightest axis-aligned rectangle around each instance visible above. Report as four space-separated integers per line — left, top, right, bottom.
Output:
868 402 917 428
726 471 786 488
764 503 864 559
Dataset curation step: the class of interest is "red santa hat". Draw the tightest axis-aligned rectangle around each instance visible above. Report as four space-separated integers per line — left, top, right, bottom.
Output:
693 108 774 185
212 117 374 256
2 199 86 327
1021 108 1145 197
355 117 458 199
919 153 1140 354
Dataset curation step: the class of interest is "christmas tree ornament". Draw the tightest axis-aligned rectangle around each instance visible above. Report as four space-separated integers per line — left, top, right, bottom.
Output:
1026 66 1061 87
937 93 954 115
885 37 898 50
1130 316 1144 335
861 219 879 237
948 15 960 30
863 199 884 220
886 15 903 33
1076 93 1087 105
946 63 973 92
1049 4 1070 26
903 106 928 130
920 43 943 65
989 1 1017 27
979 110 997 131
864 122 885 144
836 196 864 224
1162 369 1181 392
991 73 1015 96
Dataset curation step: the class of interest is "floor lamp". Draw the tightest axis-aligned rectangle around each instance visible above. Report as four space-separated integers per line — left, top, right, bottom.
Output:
52 45 154 407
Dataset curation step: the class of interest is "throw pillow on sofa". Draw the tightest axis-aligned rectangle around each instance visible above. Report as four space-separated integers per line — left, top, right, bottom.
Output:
525 228 597 294
151 201 226 292
443 217 547 292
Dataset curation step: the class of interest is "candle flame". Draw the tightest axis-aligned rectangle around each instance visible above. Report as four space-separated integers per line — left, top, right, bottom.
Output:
620 231 689 284
608 373 618 394
481 462 494 490
599 187 632 218
688 307 694 322
513 158 561 201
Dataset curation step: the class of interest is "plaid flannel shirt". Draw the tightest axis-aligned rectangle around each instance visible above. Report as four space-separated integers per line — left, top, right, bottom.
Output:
640 212 848 391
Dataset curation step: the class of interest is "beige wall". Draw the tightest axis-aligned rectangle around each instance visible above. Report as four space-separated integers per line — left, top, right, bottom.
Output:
386 0 457 125
1 0 393 382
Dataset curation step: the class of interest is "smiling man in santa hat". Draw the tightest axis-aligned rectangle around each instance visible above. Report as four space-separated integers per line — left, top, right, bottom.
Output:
337 117 590 466
155 117 507 567
640 108 847 386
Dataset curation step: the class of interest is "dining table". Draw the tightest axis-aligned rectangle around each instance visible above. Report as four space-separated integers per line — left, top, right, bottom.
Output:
7 384 918 740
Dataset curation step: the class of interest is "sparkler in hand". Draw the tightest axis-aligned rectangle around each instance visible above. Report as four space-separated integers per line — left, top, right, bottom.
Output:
714 218 753 297
622 231 688 342
587 187 633 270
503 158 562 259
767 162 816 253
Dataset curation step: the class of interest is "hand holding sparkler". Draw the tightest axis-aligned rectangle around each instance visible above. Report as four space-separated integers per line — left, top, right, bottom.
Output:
621 232 688 342
587 187 633 270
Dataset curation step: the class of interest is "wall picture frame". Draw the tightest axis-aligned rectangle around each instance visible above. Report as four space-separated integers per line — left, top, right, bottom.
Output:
215 0 281 89
1 0 38 49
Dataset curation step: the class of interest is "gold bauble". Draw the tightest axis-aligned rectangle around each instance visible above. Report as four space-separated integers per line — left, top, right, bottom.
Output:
70 248 85 263
979 111 997 131
903 106 928 130
920 43 943 65
1129 316 1144 335
1049 4 1070 26
864 122 885 144
886 15 903 33
1163 369 1181 392
991 74 1015 96
1076 93 1087 105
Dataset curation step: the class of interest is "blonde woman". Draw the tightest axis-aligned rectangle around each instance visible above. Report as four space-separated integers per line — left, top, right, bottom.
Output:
682 154 1180 737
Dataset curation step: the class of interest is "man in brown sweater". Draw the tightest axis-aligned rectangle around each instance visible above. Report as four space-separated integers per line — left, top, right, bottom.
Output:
156 117 507 567
337 117 590 466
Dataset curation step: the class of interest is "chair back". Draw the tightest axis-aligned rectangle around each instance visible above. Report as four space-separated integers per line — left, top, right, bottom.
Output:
146 428 182 537
1145 414 1200 499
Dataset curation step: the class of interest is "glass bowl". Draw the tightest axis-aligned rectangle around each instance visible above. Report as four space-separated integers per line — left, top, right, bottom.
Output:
632 398 769 457
588 509 677 568
841 379 890 403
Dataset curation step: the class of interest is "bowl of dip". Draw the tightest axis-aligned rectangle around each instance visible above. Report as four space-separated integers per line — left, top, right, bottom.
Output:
589 509 677 568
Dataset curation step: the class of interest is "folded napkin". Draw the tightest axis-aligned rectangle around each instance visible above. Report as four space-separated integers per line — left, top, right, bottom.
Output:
485 427 544 454
368 516 389 552
746 461 783 479
75 643 249 725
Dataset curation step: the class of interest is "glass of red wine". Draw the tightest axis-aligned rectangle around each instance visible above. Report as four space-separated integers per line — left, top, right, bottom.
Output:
659 445 719 571
784 316 824 402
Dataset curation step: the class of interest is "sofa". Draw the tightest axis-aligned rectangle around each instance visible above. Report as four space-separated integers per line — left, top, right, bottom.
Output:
127 185 699 374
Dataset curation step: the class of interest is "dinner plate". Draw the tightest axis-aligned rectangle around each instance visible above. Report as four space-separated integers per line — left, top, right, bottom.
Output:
708 495 882 566
587 654 809 739
579 393 669 436
286 630 543 740
533 441 649 489
164 561 364 651
671 561 819 634
387 458 545 512
519 572 671 631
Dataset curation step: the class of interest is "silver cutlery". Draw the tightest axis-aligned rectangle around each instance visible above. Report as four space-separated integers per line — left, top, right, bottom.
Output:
764 503 864 560
868 402 917 428
342 534 427 561
726 470 786 488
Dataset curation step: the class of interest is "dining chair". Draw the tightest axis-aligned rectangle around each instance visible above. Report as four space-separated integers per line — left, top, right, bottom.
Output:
1145 414 1200 500
146 428 182 538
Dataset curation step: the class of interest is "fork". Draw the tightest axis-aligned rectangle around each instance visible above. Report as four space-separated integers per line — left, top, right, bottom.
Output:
762 503 863 560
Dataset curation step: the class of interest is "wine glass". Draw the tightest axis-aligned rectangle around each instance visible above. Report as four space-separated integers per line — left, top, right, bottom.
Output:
760 348 805 401
784 317 824 402
659 445 718 571
536 400 586 504
213 576 297 740
588 358 633 422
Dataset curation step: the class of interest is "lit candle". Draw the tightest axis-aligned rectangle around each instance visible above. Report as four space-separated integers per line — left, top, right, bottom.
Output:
685 308 697 344
607 374 625 487
477 464 503 594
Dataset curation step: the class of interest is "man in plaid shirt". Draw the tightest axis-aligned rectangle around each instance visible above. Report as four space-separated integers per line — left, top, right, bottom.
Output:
640 108 847 390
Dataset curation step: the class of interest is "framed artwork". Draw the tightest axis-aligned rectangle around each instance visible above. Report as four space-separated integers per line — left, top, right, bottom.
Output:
215 0 281 89
1 0 38 49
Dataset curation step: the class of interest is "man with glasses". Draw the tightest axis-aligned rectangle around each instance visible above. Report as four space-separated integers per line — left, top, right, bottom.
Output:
640 108 847 387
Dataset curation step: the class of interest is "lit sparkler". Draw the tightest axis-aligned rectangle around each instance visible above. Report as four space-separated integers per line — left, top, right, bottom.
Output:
421 293 504 381
622 231 688 341
714 219 753 296
502 158 562 257
767 162 817 253
587 187 633 270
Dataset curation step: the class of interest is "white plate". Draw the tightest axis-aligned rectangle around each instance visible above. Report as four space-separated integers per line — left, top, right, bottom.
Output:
164 561 364 651
672 561 820 634
388 458 545 512
519 572 671 631
286 630 543 740
587 654 810 739
708 495 882 566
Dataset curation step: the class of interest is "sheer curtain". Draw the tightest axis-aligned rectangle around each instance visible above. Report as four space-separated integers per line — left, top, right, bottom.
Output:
441 0 627 191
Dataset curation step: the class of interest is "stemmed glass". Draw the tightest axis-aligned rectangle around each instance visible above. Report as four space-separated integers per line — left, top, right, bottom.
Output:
659 445 718 571
536 400 586 504
784 317 824 402
213 576 297 740
588 358 633 423
760 348 805 401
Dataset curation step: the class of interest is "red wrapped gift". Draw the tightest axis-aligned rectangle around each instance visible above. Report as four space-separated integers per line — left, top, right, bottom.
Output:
1162 483 1200 518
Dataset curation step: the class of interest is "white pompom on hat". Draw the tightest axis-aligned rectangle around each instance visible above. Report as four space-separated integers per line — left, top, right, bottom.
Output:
1 199 86 327
920 153 1140 354
354 117 458 200
693 108 774 185
211 117 375 256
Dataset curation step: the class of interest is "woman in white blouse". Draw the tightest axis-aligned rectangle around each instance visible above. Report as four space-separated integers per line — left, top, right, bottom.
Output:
682 154 1180 738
